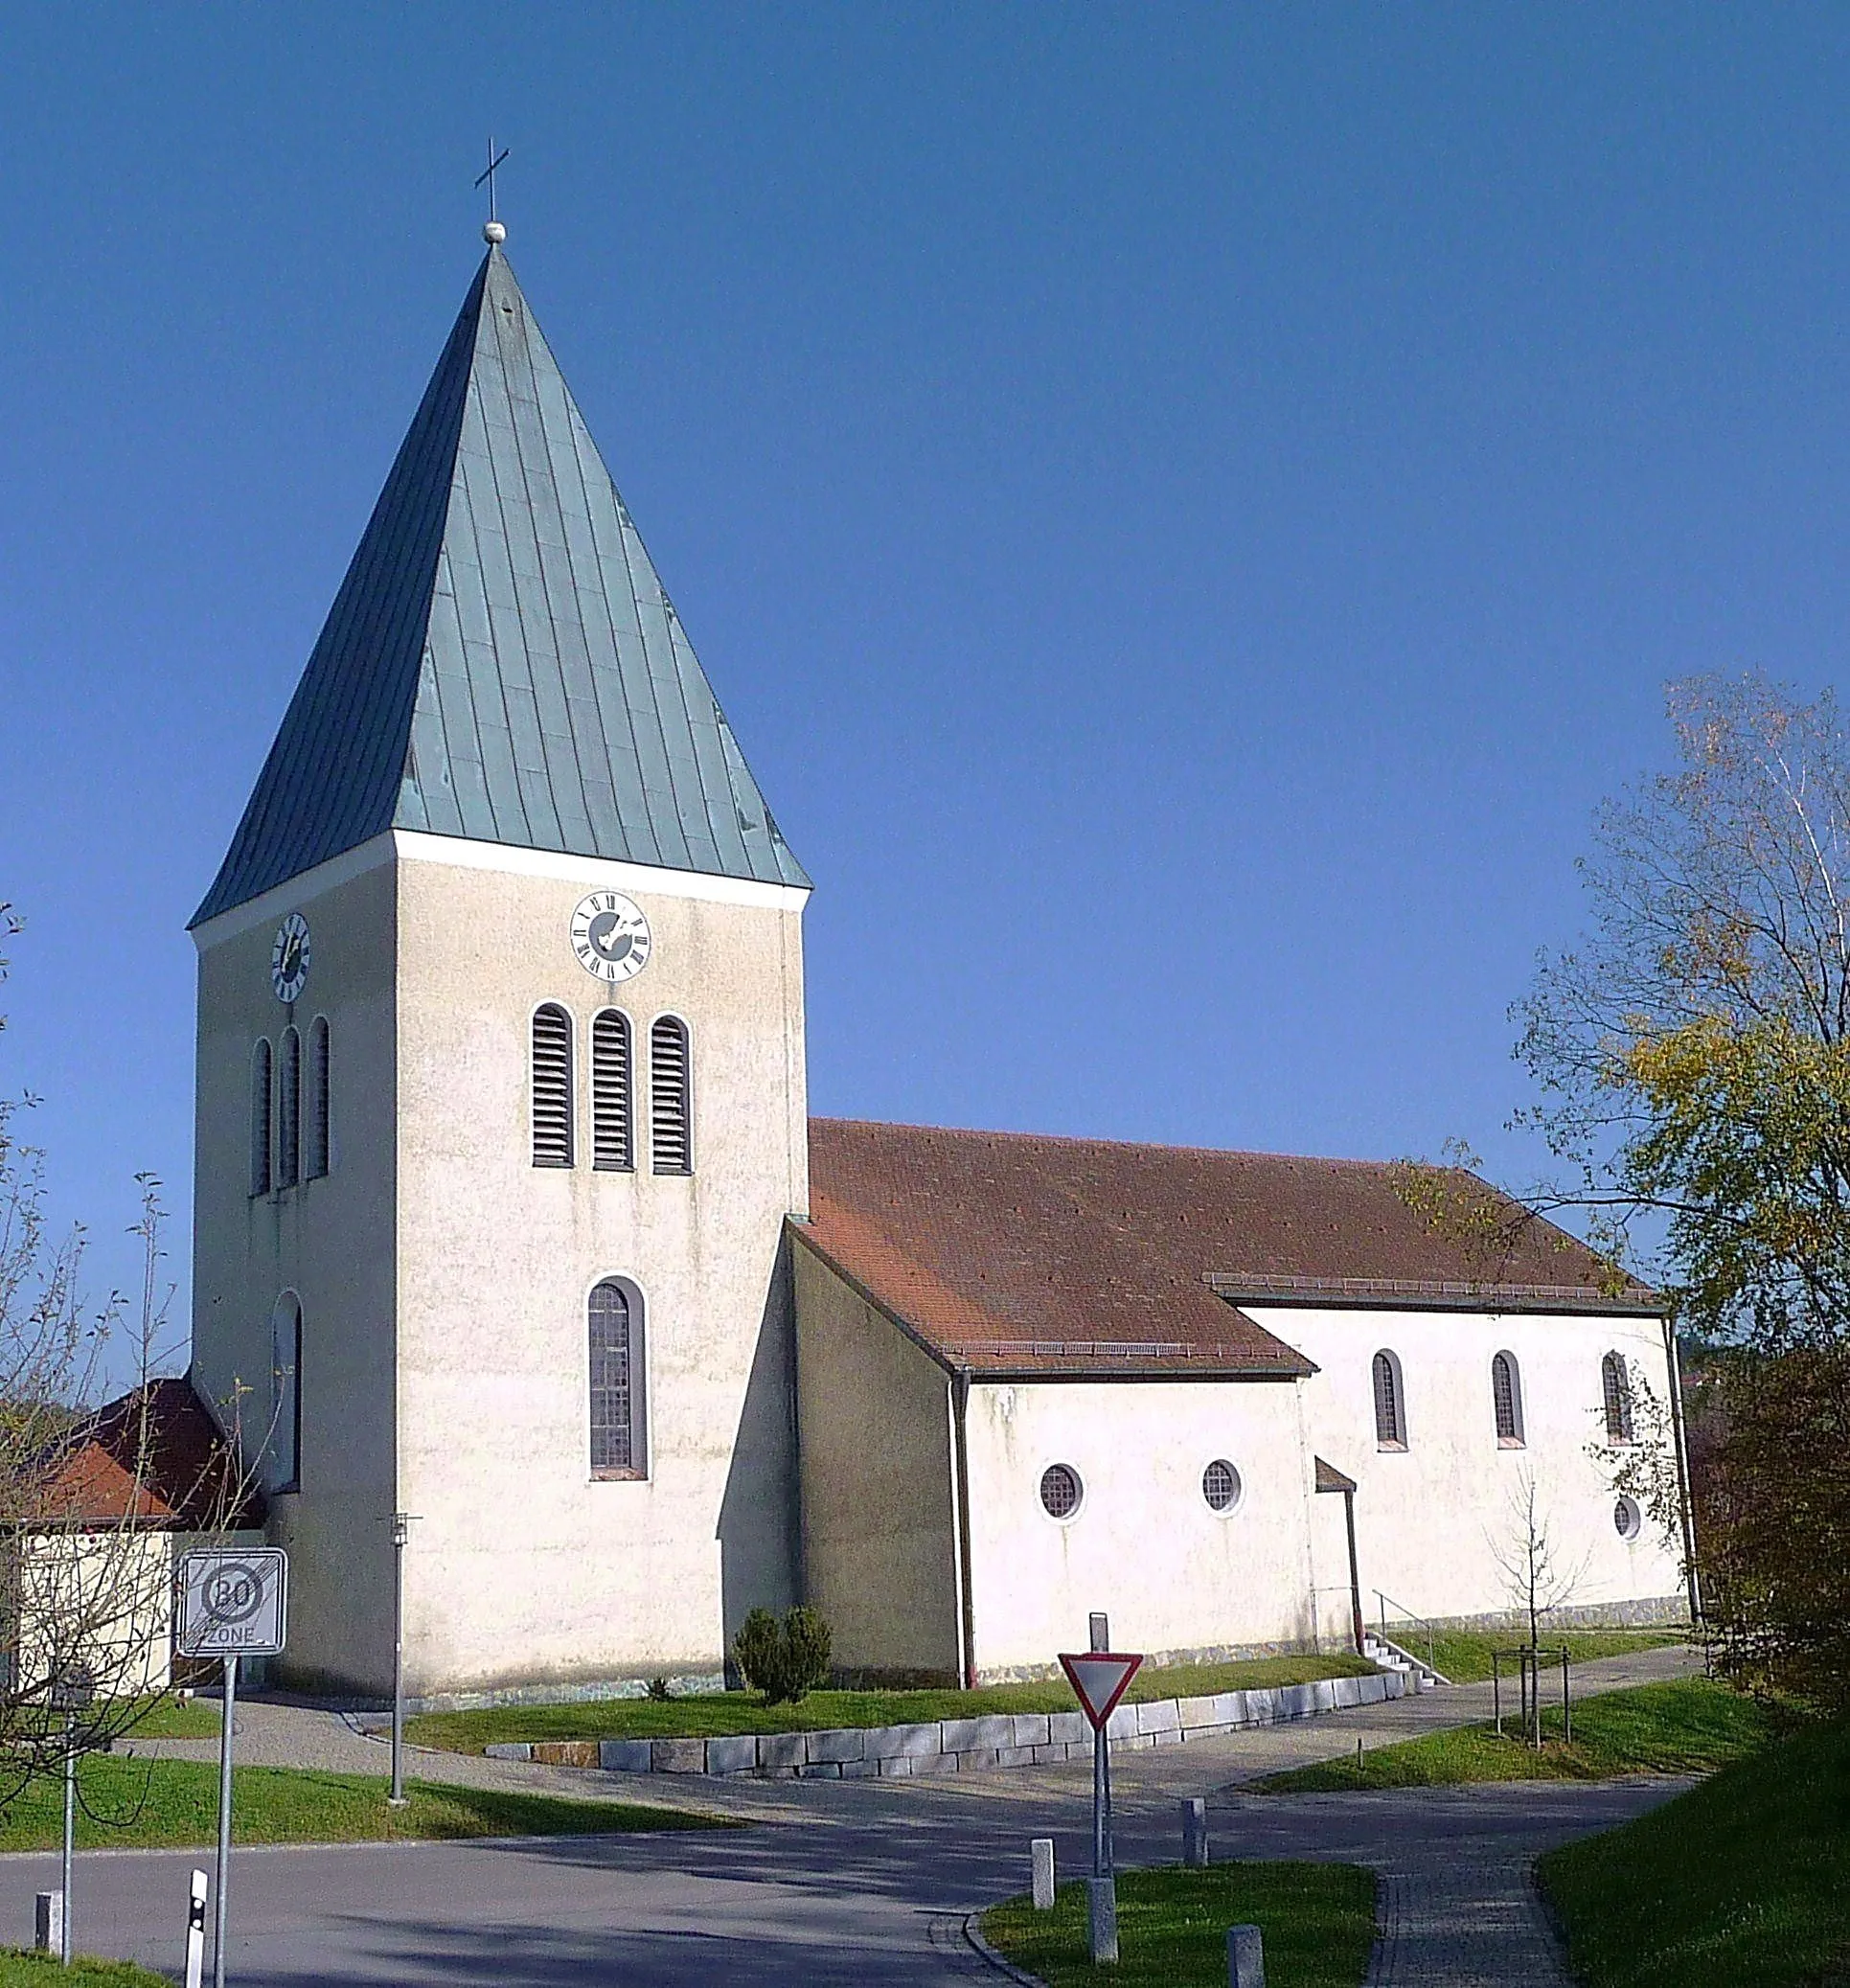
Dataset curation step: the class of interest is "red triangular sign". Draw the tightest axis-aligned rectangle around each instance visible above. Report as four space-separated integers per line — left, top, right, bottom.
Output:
1060 1651 1144 1730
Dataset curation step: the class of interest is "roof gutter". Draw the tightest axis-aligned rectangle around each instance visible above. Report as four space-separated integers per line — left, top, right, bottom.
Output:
950 1366 977 1691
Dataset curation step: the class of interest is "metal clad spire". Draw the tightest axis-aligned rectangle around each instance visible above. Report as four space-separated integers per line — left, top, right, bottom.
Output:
191 246 808 928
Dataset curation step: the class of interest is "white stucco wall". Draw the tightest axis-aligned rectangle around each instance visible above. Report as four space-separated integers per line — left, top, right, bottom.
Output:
392 834 809 1697
1257 1305 1686 1634
960 1376 1318 1680
194 830 811 1698
191 848 400 1694
792 1245 963 1680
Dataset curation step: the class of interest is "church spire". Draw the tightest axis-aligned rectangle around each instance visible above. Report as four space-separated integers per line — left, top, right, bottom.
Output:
193 245 808 928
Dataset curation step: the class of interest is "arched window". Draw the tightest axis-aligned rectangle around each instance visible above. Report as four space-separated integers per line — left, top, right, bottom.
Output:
249 1040 273 1198
592 1010 633 1172
1601 1352 1634 1444
305 1017 331 1179
271 1293 301 1493
588 1279 647 1477
1492 1351 1524 1446
650 1016 692 1175
1372 1350 1407 1449
277 1026 302 1191
532 1004 574 1168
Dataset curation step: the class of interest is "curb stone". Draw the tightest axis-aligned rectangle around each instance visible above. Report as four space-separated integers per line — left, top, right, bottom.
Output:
962 1911 1049 1986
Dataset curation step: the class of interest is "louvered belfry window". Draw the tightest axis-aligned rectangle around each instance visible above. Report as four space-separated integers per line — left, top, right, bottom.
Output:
592 1011 634 1172
305 1017 331 1179
532 1004 574 1168
1372 1351 1405 1448
589 1279 646 1476
249 1040 273 1198
1602 1352 1634 1444
277 1027 302 1191
650 1017 692 1175
1492 1352 1522 1445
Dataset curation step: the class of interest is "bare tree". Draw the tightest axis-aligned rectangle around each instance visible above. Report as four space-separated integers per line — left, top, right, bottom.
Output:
1489 1471 1589 1657
0 905 256 1809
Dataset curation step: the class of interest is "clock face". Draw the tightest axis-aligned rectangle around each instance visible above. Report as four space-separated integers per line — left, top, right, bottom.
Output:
570 892 651 983
271 914 310 1004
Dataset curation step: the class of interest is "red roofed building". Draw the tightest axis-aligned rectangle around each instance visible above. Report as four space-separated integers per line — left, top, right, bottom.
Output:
793 1121 1685 1684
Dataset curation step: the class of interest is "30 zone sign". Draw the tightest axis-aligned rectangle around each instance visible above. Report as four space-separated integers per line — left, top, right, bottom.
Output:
176 1548 289 1658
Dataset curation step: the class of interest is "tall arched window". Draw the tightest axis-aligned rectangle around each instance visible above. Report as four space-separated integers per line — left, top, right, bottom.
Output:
650 1016 692 1175
532 1004 574 1168
1601 1352 1634 1443
249 1040 273 1198
588 1279 647 1477
271 1293 301 1494
277 1026 302 1191
1492 1351 1524 1446
305 1017 331 1179
592 1010 633 1172
1372 1350 1407 1449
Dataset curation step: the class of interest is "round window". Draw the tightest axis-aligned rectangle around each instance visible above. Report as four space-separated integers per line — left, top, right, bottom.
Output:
1039 1463 1083 1520
1202 1459 1243 1513
1613 1496 1643 1541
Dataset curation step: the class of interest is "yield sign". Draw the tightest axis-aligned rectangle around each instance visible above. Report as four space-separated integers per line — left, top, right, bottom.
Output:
1060 1650 1144 1730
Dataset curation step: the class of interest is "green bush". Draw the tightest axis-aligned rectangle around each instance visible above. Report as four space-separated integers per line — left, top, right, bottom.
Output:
731 1606 833 1703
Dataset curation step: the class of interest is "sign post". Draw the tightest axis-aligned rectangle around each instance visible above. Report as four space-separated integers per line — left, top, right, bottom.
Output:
1060 1626 1143 1965
49 1664 94 1967
177 1548 288 1988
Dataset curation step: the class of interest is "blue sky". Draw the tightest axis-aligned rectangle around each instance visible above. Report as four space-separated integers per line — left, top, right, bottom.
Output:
5 7 1850 1333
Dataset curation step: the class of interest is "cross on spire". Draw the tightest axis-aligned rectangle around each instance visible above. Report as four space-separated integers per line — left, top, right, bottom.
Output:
476 139 511 243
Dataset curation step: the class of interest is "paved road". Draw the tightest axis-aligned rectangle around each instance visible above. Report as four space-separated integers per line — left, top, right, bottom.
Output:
6 1646 1697 1984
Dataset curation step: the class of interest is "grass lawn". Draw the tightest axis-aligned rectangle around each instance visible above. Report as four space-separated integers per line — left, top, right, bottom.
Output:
115 1696 222 1740
1539 1711 1848 1988
407 1653 1377 1752
0 1954 167 1986
983 1863 1378 1988
1253 1679 1773 1792
0 1757 729 1851
1411 1628 1685 1685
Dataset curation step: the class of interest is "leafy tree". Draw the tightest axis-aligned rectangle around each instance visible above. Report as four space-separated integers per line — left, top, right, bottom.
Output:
1518 675 1850 1702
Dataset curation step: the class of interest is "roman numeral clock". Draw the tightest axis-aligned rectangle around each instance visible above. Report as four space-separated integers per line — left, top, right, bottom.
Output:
570 892 652 983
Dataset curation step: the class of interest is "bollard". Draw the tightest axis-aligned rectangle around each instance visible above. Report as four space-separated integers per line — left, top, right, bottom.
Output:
1086 1875 1119 1963
34 1891 62 1956
1183 1796 1208 1867
1031 1837 1056 1910
184 1868 209 1988
1227 1922 1266 1988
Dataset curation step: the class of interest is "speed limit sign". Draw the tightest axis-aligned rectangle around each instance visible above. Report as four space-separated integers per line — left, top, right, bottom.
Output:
176 1548 288 1657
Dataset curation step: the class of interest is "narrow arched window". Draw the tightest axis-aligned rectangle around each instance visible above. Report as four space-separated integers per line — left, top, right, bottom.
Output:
277 1026 302 1191
305 1017 331 1179
592 1010 633 1172
1372 1350 1406 1449
271 1294 301 1493
1602 1352 1634 1443
249 1040 273 1198
1492 1351 1524 1446
532 1004 574 1168
589 1279 647 1477
650 1016 692 1175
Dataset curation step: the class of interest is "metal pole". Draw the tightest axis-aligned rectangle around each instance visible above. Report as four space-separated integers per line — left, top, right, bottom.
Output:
1492 1651 1501 1737
60 1713 74 1966
1101 1722 1114 1876
1092 1724 1106 1876
390 1514 408 1805
213 1656 237 1988
1562 1649 1571 1745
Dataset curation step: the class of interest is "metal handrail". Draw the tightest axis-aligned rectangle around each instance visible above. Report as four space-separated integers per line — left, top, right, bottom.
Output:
1373 1591 1439 1677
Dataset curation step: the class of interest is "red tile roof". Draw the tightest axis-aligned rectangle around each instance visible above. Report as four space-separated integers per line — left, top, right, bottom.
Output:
801 1120 1654 1378
34 1379 265 1530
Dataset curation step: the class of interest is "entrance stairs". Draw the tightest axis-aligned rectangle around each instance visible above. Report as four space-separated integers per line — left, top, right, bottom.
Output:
1361 1632 1450 1692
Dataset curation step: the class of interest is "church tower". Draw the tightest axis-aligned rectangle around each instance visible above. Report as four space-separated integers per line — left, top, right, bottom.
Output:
189 235 811 1699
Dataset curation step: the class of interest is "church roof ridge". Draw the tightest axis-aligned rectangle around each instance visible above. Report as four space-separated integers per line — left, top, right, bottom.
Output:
193 245 807 928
